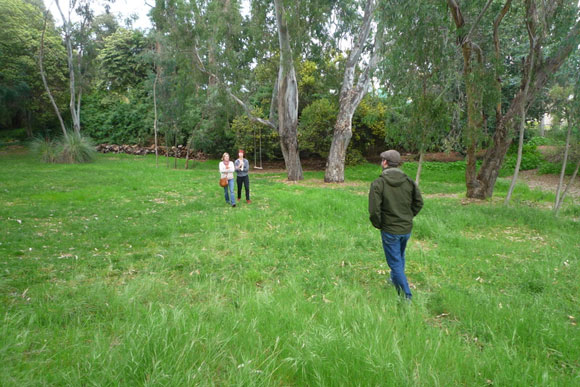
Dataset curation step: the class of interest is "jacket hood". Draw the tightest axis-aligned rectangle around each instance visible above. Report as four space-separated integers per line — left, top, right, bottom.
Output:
381 167 408 187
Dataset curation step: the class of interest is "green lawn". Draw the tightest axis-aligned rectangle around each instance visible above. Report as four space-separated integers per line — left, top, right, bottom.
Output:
1 151 579 385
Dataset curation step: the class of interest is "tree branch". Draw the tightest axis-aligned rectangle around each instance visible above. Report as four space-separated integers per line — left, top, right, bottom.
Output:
269 77 279 124
353 26 384 103
504 20 580 125
493 0 512 120
493 0 512 58
346 0 376 68
39 13 68 138
192 44 277 130
447 0 465 28
465 0 494 42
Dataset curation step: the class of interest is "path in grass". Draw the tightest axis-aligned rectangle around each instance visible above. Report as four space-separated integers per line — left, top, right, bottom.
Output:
0 152 578 385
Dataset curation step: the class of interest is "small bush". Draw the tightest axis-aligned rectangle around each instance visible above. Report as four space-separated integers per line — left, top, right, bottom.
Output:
30 137 60 163
345 148 367 166
538 161 577 176
59 132 96 163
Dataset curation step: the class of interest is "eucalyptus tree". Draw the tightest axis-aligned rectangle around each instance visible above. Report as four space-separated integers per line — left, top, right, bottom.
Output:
164 0 337 179
379 0 456 185
53 0 99 134
150 0 246 158
324 0 383 183
447 0 580 199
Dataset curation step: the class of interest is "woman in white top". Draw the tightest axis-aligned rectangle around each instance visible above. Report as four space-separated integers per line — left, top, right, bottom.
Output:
219 152 236 207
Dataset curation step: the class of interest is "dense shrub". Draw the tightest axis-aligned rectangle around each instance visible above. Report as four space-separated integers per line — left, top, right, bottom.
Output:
298 98 337 157
501 143 543 172
538 161 578 176
0 128 27 142
81 90 153 145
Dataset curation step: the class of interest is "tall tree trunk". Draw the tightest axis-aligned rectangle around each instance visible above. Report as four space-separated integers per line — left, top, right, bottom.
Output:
505 28 536 204
415 149 424 186
447 0 488 197
39 14 68 138
25 110 33 138
470 8 579 199
464 58 484 197
325 111 353 183
325 0 380 183
55 0 81 134
554 120 572 211
554 159 580 215
153 69 159 168
274 0 303 181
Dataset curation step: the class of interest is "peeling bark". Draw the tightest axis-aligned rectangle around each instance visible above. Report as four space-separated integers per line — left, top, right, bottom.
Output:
274 0 303 181
325 0 380 183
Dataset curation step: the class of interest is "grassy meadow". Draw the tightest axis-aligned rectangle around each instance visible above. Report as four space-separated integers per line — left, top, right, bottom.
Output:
1 149 579 385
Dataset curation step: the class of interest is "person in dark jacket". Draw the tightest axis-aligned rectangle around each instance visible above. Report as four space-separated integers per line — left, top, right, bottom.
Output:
368 150 423 300
235 149 251 204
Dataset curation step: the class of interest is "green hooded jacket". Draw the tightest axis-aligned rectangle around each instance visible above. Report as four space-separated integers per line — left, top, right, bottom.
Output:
368 167 423 234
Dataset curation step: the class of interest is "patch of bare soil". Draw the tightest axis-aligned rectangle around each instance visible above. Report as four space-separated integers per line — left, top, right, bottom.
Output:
515 169 580 198
401 151 470 163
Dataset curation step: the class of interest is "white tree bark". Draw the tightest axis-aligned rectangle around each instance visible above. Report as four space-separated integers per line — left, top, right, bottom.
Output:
153 68 159 167
274 0 303 181
55 0 82 134
554 120 572 211
554 159 580 215
39 14 68 138
415 149 424 186
325 0 381 183
505 27 536 205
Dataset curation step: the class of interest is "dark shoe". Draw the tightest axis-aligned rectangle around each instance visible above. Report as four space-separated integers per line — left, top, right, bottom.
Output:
246 200 251 204
232 204 236 207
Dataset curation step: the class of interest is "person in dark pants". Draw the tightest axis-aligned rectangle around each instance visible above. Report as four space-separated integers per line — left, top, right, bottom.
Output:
235 149 251 204
368 150 423 300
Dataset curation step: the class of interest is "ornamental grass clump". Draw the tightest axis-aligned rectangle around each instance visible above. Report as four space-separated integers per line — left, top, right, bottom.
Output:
30 136 60 163
30 132 96 164
59 132 96 163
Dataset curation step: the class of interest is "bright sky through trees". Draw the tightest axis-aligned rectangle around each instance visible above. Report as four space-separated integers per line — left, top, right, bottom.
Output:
43 0 153 29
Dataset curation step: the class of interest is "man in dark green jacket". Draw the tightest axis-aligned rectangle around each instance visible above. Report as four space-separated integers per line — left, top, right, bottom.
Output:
368 150 423 300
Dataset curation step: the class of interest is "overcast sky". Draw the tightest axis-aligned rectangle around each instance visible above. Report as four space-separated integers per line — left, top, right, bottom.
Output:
44 0 153 30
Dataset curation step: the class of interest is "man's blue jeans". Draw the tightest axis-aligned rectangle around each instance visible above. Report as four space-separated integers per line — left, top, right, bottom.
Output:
224 179 235 205
381 231 412 299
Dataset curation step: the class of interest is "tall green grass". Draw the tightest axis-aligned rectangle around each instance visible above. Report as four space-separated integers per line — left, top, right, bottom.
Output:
0 152 578 385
